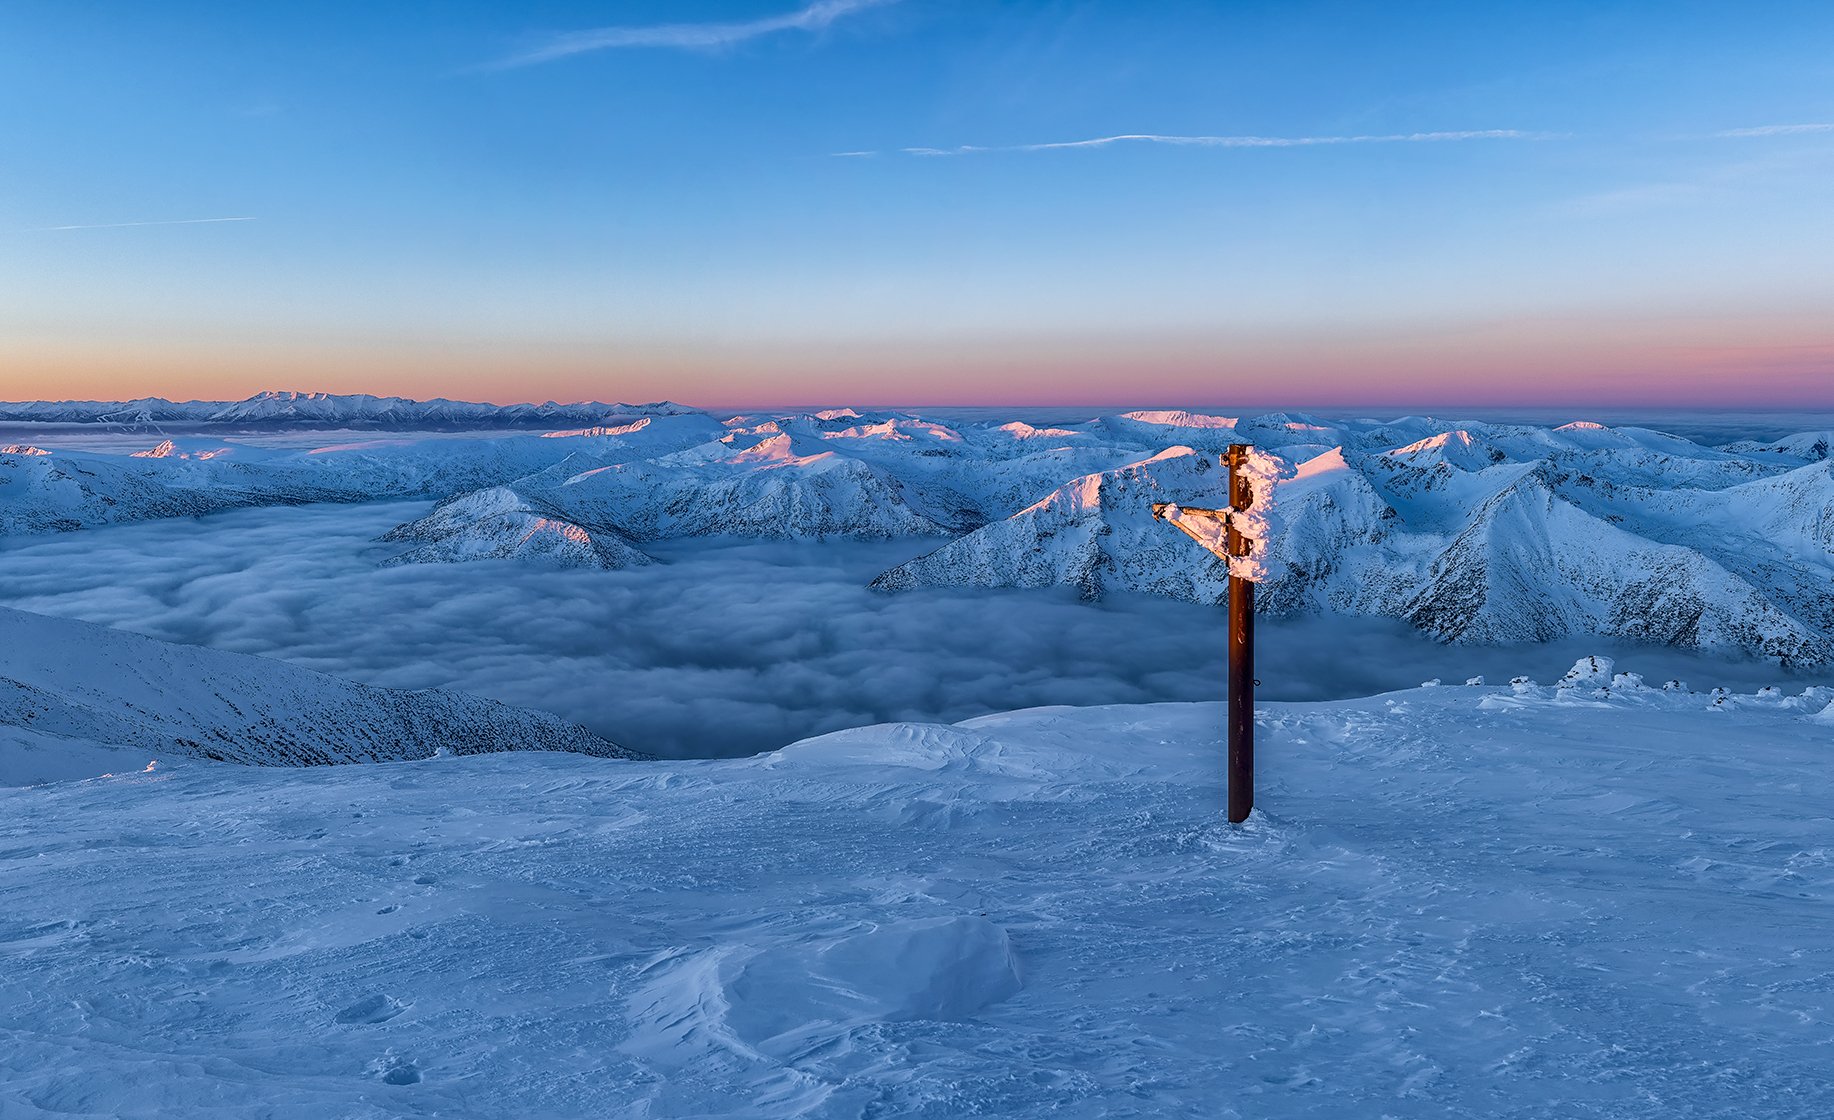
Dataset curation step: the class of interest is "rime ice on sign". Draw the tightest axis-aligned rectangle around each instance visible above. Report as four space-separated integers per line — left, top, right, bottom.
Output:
1154 448 1292 581
1227 447 1292 581
1154 503 1231 558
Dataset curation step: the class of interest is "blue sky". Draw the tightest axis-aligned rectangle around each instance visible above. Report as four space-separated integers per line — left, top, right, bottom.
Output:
2 0 1831 406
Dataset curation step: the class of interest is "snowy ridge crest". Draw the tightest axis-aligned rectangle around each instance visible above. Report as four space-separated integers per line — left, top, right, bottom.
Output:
0 606 637 784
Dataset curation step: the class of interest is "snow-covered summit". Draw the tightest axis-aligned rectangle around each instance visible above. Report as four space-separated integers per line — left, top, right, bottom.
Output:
4 676 1830 1115
378 486 655 570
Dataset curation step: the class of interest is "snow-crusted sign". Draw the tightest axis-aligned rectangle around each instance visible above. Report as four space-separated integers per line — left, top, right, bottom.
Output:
1150 447 1290 581
1147 443 1291 824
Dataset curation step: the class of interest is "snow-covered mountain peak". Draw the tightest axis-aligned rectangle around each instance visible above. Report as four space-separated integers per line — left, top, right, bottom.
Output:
994 421 1084 440
822 418 965 444
380 486 653 570
1119 409 1238 428
1723 431 1833 463
1384 429 1508 472
1292 445 1353 482
1030 446 1218 516
655 432 833 470
542 418 652 439
730 432 843 469
1242 412 1336 433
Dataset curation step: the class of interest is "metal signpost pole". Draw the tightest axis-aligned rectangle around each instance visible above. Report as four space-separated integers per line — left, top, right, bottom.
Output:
1149 442 1259 822
1224 443 1254 824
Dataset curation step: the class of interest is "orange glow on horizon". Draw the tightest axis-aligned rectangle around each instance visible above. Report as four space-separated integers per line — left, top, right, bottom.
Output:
2 307 1829 411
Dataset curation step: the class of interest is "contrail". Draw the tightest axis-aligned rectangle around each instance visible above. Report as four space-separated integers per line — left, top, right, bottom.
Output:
494 0 896 68
882 129 1549 157
1715 123 1834 138
35 216 257 232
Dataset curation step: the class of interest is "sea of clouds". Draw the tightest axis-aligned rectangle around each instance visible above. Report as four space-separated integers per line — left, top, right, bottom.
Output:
1 500 1824 758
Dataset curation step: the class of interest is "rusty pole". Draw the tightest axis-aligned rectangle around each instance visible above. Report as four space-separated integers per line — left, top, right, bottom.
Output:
1224 443 1254 824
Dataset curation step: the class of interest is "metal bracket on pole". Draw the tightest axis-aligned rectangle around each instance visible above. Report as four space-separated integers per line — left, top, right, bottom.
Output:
1150 442 1256 823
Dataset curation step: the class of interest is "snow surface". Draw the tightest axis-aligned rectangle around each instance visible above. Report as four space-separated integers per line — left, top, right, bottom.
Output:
4 676 1832 1117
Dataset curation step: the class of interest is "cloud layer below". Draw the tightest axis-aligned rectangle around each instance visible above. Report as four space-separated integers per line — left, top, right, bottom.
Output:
0 502 1820 758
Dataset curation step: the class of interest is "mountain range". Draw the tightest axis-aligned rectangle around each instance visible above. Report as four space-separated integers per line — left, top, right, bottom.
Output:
5 393 1831 662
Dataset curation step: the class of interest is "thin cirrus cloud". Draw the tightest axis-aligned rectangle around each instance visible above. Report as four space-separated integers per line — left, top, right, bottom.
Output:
493 0 898 68
843 129 1551 157
1715 123 1834 138
33 216 256 232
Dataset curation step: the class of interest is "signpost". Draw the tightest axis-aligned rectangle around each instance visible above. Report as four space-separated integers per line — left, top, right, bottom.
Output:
1151 443 1258 823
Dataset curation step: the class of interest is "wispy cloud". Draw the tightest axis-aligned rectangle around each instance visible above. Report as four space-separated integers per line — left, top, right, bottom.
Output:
1715 123 1834 138
33 216 257 232
848 129 1552 157
495 0 897 68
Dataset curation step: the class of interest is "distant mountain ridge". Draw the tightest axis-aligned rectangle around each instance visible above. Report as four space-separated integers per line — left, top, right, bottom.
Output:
6 398 1834 662
0 390 703 429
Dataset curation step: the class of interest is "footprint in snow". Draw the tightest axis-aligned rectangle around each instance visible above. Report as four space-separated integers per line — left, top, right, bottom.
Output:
367 1052 422 1085
335 993 407 1024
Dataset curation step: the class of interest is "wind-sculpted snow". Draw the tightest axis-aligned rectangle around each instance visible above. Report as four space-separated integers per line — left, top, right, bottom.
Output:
5 677 1834 1115
7 393 1834 659
0 606 635 782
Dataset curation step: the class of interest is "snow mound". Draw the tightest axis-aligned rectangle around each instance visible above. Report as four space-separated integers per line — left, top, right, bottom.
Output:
722 916 1022 1046
1558 655 1615 689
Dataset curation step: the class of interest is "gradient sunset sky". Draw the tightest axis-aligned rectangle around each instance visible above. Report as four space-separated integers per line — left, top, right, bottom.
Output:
3 0 1831 408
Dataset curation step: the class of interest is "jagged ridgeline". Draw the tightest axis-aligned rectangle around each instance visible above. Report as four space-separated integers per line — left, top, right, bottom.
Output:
3 396 1831 662
0 607 638 770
